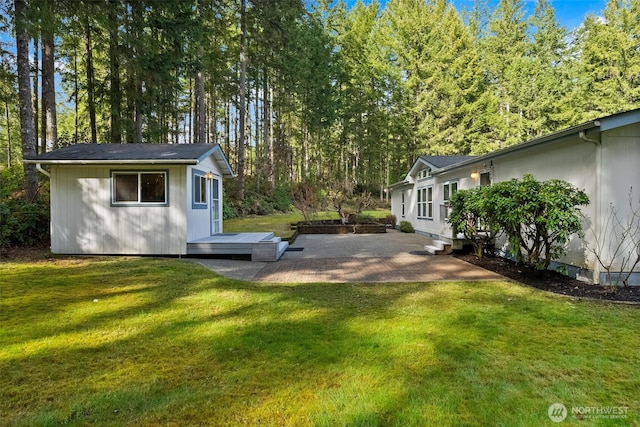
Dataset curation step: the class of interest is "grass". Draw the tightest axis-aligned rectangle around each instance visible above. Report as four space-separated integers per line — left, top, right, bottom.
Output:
224 209 390 239
1 257 639 426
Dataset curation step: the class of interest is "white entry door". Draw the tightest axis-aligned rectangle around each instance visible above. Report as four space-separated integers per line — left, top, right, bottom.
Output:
211 177 221 235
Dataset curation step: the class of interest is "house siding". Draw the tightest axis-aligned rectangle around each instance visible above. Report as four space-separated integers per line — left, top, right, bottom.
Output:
186 157 225 242
391 117 640 284
50 165 187 255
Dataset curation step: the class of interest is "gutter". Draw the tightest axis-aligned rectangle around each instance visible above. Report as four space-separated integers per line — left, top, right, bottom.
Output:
578 121 601 145
22 159 200 165
431 121 600 176
35 163 50 177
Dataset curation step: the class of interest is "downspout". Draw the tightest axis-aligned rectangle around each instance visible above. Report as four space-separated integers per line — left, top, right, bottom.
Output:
579 124 601 284
35 163 50 178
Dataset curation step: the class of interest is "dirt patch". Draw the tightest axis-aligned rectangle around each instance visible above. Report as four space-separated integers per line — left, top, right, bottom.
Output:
1 245 54 262
455 253 640 303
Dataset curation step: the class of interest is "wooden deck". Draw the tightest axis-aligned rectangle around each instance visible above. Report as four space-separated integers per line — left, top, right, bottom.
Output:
187 232 289 261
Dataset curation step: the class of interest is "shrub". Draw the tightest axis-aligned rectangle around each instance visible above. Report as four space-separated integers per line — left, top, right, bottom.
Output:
268 184 293 212
0 198 50 249
485 174 589 270
448 187 498 258
384 214 397 227
399 221 414 233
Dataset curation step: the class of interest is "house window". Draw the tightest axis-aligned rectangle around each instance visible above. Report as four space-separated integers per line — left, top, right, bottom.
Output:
112 171 167 205
401 191 406 217
192 171 207 209
480 172 491 187
418 169 431 180
417 186 433 219
443 181 458 202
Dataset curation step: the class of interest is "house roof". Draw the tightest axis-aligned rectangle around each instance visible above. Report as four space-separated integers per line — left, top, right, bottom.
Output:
24 143 234 177
405 108 640 179
419 155 476 169
405 155 476 178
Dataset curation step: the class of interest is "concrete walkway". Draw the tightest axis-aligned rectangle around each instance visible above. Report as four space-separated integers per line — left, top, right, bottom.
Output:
191 230 504 283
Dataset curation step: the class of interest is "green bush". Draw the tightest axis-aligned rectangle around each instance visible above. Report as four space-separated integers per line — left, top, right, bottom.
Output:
268 184 293 212
448 187 498 258
485 175 589 269
0 198 50 248
450 175 589 270
399 221 414 233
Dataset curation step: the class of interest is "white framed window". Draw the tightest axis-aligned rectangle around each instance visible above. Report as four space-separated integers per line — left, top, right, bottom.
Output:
401 191 406 217
480 171 491 187
192 170 207 209
418 169 431 180
443 181 458 202
112 171 168 205
417 186 433 219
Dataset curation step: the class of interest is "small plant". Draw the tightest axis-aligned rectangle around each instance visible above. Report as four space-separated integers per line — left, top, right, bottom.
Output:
292 183 320 223
384 214 397 228
399 221 414 233
588 188 640 287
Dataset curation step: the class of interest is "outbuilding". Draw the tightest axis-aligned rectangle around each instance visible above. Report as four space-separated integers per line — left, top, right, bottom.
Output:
25 143 287 261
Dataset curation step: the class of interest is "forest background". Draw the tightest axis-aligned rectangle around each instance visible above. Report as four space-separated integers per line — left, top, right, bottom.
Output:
1 0 639 216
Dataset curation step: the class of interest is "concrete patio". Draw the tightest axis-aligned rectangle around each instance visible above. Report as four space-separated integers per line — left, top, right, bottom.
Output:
192 230 504 283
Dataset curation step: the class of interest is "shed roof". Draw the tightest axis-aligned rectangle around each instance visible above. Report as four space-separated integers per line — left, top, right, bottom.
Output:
24 143 234 177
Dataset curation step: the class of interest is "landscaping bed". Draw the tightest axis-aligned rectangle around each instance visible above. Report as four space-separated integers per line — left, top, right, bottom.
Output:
456 253 640 303
294 220 387 234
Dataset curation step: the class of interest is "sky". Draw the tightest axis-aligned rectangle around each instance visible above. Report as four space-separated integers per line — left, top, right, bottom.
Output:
451 0 607 30
341 0 609 31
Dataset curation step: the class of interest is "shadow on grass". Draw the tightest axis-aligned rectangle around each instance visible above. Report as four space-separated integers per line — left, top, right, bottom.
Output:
2 258 639 426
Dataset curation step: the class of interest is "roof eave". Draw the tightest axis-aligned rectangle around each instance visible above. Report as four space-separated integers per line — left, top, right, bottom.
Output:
432 121 600 175
23 159 199 165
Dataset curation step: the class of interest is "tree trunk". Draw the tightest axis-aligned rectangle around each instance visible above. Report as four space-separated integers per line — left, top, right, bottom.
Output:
262 67 273 186
42 1 57 151
195 66 206 143
32 36 39 153
15 0 39 200
5 102 12 166
84 10 97 143
237 0 247 200
109 0 122 143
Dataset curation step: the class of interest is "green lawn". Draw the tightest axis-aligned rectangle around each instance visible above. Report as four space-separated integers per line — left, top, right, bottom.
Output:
1 257 639 426
224 209 390 239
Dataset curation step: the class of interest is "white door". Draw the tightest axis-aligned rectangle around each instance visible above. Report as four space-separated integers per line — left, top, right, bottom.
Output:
211 177 220 235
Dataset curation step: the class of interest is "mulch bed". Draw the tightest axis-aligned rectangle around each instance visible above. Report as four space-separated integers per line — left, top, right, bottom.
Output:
455 253 640 303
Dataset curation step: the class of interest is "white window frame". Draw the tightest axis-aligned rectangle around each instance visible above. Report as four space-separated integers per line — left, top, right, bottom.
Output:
192 170 208 209
417 186 433 219
401 191 406 217
418 169 431 180
111 171 168 206
443 181 459 203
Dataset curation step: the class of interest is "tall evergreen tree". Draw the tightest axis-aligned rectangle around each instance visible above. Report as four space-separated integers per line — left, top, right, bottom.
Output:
14 0 38 199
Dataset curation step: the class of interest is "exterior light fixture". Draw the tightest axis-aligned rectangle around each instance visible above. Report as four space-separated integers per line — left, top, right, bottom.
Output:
206 171 214 180
471 172 479 179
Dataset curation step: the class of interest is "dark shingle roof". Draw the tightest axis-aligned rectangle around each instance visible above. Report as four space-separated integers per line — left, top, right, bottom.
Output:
419 155 476 169
25 143 221 162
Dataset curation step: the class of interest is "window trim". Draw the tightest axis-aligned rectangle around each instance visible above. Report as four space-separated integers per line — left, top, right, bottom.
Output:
111 170 169 207
443 180 459 203
417 185 433 220
192 169 208 210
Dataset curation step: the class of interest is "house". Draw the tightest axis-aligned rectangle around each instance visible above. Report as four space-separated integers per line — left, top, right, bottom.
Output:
390 108 640 285
25 143 288 261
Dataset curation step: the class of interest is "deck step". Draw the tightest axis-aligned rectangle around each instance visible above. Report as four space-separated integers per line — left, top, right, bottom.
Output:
424 240 453 255
252 237 289 262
